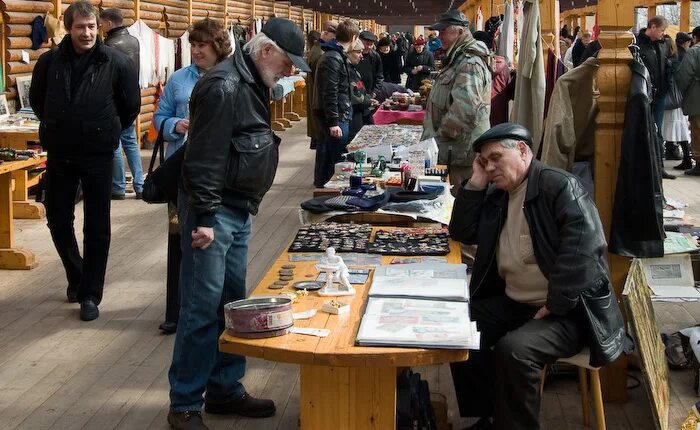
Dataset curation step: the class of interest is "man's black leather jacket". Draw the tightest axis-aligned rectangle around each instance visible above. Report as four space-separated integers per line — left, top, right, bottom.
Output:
181 43 279 227
449 159 626 366
312 41 352 127
104 26 140 75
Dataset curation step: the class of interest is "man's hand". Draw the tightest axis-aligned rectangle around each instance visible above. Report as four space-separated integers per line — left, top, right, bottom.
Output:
329 126 343 138
191 226 214 249
469 156 490 189
175 119 190 134
370 99 380 107
533 306 551 320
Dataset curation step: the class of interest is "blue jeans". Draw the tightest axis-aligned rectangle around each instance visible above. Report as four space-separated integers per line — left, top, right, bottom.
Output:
651 98 666 159
169 189 251 412
112 124 144 194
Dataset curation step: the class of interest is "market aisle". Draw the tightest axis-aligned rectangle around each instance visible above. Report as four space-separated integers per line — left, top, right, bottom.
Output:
0 121 693 429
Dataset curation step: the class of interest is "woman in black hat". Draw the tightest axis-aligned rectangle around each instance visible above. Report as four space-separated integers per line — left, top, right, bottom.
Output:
377 37 402 84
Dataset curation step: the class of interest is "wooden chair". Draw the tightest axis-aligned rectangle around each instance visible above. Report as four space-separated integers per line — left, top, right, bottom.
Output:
540 348 606 430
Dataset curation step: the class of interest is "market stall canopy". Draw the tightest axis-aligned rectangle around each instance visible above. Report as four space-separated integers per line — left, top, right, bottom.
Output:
289 0 456 25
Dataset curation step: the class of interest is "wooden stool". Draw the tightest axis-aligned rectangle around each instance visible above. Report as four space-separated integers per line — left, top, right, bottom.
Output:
540 349 606 430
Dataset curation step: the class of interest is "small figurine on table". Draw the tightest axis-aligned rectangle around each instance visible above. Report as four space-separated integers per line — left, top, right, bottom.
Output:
315 247 355 296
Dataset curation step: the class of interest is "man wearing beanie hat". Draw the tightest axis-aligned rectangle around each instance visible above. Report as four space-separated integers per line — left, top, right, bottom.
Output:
403 38 435 91
421 9 492 195
166 17 310 430
448 123 626 429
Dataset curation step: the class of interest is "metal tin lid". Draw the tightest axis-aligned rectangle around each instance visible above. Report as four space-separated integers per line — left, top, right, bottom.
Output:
224 296 292 311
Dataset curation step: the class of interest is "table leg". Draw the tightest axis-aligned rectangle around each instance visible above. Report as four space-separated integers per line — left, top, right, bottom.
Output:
11 169 45 219
300 364 396 430
0 172 36 269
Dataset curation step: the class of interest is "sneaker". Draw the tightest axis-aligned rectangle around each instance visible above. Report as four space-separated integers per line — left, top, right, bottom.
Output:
167 410 209 430
111 193 126 200
79 299 99 321
204 392 276 418
66 287 78 303
685 166 700 176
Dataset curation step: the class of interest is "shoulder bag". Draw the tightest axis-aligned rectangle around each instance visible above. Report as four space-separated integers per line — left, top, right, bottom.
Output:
141 122 185 205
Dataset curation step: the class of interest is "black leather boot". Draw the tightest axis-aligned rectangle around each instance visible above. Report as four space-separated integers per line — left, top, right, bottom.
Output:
674 141 694 170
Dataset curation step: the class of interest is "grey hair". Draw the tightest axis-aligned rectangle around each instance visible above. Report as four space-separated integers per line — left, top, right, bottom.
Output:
498 138 532 153
445 25 467 34
243 33 284 59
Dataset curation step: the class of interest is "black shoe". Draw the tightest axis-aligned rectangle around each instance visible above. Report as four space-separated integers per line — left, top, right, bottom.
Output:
662 170 677 180
204 392 276 418
159 321 177 334
80 299 99 321
167 410 209 430
674 159 694 170
685 165 700 176
462 418 493 430
135 192 142 199
111 193 126 200
66 287 78 303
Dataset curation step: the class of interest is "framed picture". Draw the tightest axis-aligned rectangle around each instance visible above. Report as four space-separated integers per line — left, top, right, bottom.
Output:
0 95 9 118
15 75 32 110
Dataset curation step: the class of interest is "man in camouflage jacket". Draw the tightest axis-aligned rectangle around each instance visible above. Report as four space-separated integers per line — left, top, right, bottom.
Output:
422 10 492 194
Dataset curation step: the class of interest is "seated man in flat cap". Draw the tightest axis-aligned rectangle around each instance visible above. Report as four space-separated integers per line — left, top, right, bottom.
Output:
448 123 627 430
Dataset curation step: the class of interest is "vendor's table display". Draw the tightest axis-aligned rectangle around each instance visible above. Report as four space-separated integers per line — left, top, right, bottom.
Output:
346 124 424 154
372 108 426 125
0 155 47 269
219 226 470 429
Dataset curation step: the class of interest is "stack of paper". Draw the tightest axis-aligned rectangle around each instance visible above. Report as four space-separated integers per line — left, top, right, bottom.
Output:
356 297 480 349
368 263 470 301
640 254 700 301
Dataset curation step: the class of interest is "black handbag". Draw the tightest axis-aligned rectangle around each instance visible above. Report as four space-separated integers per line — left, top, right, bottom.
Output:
664 78 683 110
141 122 185 205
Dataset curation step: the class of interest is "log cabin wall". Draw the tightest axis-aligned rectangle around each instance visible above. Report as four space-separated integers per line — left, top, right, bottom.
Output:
0 0 380 141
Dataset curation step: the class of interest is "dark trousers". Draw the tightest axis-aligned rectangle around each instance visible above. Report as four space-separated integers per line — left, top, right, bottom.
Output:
652 98 666 160
45 154 113 304
313 117 350 188
450 296 586 430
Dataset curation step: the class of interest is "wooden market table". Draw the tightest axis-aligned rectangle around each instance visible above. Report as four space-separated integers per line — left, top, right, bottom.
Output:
219 229 468 429
0 128 46 219
0 156 46 269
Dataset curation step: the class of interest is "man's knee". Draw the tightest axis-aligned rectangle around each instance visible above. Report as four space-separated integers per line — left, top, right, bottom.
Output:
494 331 533 368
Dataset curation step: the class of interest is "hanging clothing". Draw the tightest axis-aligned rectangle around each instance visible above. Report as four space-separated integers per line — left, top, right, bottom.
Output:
128 20 156 88
497 0 515 65
543 48 565 119
609 58 665 258
511 0 545 148
180 31 191 68
158 36 175 83
540 57 599 171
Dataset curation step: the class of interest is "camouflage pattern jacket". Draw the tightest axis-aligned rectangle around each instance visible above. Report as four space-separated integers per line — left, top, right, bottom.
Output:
422 32 492 167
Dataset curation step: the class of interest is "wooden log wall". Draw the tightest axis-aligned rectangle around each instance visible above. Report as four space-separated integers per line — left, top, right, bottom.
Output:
290 4 301 28
227 0 251 21
254 0 272 18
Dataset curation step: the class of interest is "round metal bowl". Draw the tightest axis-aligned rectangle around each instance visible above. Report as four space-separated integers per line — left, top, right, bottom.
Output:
224 296 293 338
292 281 323 291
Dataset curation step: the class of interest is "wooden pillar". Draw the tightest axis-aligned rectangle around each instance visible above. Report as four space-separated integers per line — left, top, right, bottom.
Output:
593 0 635 403
648 5 656 17
540 0 560 65
680 0 690 32
187 0 193 24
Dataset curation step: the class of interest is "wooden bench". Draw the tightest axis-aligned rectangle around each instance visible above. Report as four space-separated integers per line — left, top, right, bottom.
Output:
219 228 468 429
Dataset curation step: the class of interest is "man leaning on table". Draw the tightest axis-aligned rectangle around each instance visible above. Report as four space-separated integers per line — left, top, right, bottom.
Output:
167 18 311 430
448 123 627 430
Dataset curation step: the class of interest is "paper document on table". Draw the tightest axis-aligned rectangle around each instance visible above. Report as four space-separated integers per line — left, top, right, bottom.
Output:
356 297 479 349
640 254 700 300
369 263 470 301
663 232 699 254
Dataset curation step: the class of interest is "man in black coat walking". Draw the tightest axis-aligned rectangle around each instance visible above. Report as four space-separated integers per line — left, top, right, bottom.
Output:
29 0 140 321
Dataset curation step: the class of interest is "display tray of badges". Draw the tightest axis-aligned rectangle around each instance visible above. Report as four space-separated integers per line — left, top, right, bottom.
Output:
288 222 372 253
367 227 451 256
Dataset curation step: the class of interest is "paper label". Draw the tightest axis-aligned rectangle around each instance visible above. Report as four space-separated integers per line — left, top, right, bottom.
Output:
21 50 30 64
289 327 330 337
266 311 293 329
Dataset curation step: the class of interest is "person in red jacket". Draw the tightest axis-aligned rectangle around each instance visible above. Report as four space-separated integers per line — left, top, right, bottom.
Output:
473 31 514 126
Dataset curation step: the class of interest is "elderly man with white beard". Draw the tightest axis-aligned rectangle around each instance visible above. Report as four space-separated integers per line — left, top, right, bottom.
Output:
167 17 310 430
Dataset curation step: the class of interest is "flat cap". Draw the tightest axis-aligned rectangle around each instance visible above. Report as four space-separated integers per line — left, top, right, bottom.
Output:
429 10 469 31
472 123 533 152
359 31 378 42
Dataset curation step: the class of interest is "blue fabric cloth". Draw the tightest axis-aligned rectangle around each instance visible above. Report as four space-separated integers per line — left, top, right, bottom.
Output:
154 64 201 159
112 123 144 194
169 188 251 412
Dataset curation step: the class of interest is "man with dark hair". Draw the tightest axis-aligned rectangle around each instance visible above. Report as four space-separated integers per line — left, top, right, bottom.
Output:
99 8 143 200
638 15 676 179
312 20 359 187
677 26 700 175
29 0 140 321
167 18 310 430
306 20 337 149
449 123 626 430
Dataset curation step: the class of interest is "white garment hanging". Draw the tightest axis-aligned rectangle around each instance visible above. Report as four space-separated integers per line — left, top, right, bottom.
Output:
497 0 515 66
158 36 175 83
180 31 191 68
127 20 155 88
476 6 484 31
